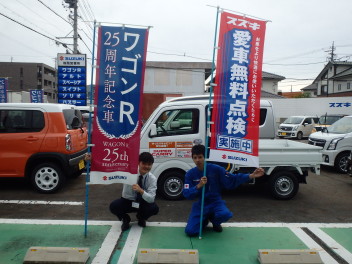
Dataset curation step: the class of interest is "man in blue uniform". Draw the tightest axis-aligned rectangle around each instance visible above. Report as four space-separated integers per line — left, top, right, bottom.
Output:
183 144 264 236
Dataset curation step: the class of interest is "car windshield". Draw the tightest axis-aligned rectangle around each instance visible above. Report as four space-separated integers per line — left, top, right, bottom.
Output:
318 116 342 125
327 117 352 134
283 117 304 124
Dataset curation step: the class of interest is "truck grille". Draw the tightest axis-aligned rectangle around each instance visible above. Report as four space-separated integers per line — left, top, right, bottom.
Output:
280 126 293 131
308 137 326 148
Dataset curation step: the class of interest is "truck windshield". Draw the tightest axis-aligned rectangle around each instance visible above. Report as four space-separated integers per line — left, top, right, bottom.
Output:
327 117 352 134
283 117 303 124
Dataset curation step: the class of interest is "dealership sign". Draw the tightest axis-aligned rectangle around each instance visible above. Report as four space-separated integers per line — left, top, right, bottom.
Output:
57 53 87 106
0 78 8 103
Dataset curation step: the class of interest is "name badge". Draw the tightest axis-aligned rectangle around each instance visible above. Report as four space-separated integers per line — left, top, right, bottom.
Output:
132 202 140 209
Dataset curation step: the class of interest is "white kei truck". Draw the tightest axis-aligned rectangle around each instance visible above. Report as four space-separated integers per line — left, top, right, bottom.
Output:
140 95 323 200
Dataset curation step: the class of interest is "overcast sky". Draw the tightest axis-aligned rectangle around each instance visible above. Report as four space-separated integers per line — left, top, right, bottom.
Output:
0 0 351 92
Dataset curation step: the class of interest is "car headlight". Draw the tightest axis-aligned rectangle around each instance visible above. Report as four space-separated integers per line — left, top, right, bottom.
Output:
327 137 344 150
292 125 299 131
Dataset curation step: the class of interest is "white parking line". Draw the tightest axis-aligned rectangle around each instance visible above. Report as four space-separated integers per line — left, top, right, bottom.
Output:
308 227 352 263
1 220 352 264
290 227 338 264
0 200 84 205
117 224 143 264
92 222 121 264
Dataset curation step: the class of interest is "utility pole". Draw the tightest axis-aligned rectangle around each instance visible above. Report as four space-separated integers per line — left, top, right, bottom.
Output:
327 41 336 62
63 0 79 54
73 0 78 54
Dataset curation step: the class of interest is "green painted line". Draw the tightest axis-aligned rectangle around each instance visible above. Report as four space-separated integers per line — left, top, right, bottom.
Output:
321 228 352 253
137 227 308 264
0 224 111 264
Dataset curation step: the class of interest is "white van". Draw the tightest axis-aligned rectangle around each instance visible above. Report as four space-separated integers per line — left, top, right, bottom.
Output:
277 116 318 140
308 115 352 173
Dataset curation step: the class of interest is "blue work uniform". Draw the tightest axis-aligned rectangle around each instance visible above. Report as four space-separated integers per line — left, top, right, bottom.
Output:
183 163 250 236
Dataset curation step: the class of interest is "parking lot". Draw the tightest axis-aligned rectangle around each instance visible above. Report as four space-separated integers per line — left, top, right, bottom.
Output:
1 138 352 263
0 164 351 224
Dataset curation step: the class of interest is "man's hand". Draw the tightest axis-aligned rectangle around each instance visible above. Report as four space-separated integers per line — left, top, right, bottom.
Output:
249 168 265 179
196 176 207 189
132 184 144 194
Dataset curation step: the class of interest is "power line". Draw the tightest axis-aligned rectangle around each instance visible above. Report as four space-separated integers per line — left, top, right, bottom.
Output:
264 61 326 66
36 0 71 25
148 51 211 61
0 2 59 40
0 12 72 52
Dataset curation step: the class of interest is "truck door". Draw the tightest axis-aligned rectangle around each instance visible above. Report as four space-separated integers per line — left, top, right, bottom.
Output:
303 117 313 137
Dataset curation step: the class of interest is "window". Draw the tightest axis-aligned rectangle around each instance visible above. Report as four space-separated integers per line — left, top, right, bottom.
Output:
348 83 351 90
20 67 23 77
338 84 342 91
154 109 199 137
304 118 312 124
259 109 267 126
0 110 44 133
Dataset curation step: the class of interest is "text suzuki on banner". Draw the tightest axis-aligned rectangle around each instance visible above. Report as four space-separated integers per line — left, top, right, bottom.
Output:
209 12 266 167
90 26 148 184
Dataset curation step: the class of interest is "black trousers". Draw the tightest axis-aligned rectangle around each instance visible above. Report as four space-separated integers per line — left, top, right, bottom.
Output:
109 197 159 221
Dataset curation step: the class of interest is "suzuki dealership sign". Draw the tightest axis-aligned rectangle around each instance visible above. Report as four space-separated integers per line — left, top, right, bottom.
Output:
57 53 87 106
0 78 8 103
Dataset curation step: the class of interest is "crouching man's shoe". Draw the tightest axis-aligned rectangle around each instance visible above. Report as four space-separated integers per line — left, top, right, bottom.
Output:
121 215 131 231
138 218 146 228
212 224 223 232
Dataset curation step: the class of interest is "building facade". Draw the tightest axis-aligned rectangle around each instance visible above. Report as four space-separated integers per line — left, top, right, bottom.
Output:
302 61 352 97
0 62 56 102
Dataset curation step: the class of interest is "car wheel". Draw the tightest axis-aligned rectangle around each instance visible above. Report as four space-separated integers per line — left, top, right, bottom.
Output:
268 171 299 200
31 163 65 193
334 152 350 174
157 171 184 200
296 131 303 140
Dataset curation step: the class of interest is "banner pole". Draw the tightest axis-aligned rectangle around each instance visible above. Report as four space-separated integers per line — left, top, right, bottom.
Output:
199 6 220 240
84 20 97 237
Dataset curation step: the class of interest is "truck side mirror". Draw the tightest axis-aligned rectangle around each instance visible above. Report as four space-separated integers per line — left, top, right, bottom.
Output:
150 124 157 137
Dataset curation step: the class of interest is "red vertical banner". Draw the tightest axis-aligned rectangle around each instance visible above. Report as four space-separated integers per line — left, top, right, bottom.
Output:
90 26 148 184
209 12 266 167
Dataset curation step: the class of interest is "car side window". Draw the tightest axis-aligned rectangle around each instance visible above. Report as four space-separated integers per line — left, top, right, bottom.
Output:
304 118 311 124
154 109 199 137
0 110 44 133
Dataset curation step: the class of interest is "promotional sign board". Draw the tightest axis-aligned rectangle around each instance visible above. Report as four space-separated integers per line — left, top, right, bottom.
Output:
57 53 87 106
90 26 149 185
209 12 267 167
30 89 43 103
0 78 7 103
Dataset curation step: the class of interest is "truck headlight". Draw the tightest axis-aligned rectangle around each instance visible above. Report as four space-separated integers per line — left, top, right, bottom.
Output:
327 137 343 150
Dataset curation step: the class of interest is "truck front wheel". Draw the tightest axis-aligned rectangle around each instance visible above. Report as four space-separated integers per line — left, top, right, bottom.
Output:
157 171 184 200
31 163 65 193
269 171 299 200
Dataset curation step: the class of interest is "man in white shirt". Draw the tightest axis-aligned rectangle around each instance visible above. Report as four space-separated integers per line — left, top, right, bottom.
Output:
109 152 159 231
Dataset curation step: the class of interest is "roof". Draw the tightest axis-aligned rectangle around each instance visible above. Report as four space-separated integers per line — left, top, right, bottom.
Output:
332 67 352 79
261 90 285 98
146 61 212 69
301 83 318 91
314 61 352 82
0 103 75 112
262 71 285 81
